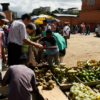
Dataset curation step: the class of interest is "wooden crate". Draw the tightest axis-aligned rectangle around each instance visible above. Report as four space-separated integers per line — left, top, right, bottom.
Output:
76 76 100 86
38 86 69 100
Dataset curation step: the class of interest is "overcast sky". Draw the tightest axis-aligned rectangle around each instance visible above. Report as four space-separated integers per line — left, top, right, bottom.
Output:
0 0 82 16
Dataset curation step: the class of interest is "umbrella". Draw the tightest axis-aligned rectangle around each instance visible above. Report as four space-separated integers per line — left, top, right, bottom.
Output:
31 14 61 24
32 14 55 24
31 16 38 21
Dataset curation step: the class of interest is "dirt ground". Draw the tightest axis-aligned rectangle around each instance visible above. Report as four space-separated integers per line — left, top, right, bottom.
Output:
0 33 100 100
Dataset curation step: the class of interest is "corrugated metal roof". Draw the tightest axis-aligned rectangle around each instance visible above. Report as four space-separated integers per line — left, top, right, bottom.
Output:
54 13 78 17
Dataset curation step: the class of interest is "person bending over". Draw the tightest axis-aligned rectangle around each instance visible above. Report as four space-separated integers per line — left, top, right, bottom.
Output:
37 29 59 70
2 56 37 100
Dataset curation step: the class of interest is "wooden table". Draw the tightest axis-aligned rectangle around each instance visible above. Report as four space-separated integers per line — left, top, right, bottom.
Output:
38 86 69 100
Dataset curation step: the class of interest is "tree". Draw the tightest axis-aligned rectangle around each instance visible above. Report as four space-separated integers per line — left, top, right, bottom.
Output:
30 8 59 16
51 10 59 14
30 8 46 16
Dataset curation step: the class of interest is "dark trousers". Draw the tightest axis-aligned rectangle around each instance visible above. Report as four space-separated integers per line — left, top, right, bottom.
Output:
86 30 90 35
8 43 22 66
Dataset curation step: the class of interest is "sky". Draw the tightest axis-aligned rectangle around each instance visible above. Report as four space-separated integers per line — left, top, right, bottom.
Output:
0 0 82 17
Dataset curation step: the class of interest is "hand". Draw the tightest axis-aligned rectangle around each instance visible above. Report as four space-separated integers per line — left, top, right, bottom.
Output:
43 47 48 49
39 44 43 48
35 43 43 49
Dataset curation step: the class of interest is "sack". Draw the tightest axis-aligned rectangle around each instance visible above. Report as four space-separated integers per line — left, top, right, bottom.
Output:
28 46 37 67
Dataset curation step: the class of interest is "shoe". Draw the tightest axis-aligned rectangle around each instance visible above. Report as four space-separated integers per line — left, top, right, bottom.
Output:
0 93 7 99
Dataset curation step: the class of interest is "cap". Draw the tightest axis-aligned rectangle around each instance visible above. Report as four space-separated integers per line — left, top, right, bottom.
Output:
65 22 67 24
0 12 9 22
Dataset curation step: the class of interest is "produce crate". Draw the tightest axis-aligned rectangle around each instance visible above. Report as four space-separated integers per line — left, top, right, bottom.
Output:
52 73 81 90
75 76 100 86
65 87 96 100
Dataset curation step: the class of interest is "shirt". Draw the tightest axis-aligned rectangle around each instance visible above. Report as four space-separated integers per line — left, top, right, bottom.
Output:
40 36 59 55
21 34 31 53
3 65 37 100
83 25 85 30
8 19 27 45
63 26 70 36
45 24 51 31
51 23 55 31
43 31 66 50
0 29 5 45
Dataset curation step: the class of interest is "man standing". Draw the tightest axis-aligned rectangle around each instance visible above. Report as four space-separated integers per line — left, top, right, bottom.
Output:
85 23 90 35
2 56 37 100
0 12 8 99
43 20 51 31
82 23 86 35
8 14 43 66
63 22 70 47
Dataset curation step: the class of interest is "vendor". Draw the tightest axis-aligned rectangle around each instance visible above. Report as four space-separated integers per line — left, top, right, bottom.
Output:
8 14 43 66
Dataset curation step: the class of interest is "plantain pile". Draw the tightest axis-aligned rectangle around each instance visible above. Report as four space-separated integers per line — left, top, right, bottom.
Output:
52 63 71 83
34 67 56 90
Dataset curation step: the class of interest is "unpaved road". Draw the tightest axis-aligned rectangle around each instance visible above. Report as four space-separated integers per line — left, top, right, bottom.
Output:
1 33 100 100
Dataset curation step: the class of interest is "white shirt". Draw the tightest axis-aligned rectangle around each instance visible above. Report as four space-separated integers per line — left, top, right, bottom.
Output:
8 20 27 45
63 26 70 36
81 24 83 27
45 24 51 31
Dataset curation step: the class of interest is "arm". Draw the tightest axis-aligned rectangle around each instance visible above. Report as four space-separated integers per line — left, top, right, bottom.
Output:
64 31 68 37
23 39 43 48
44 45 57 49
32 84 37 92
2 79 10 87
2 67 11 87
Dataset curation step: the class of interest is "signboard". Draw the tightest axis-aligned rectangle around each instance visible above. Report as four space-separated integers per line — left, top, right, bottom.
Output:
87 0 95 5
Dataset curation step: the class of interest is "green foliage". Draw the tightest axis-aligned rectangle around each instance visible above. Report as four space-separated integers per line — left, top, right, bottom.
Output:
30 8 59 16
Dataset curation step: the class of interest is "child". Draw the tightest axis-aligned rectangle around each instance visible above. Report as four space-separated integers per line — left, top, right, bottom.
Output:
21 23 36 56
37 29 59 69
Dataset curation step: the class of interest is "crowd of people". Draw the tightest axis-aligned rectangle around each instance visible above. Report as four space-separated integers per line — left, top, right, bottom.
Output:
1 11 99 100
0 12 70 100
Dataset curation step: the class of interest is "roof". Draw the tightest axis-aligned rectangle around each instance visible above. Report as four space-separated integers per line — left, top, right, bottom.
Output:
0 3 10 5
54 13 78 17
68 8 78 10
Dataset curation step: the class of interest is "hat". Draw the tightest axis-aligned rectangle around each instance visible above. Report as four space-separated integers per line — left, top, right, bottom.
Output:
65 22 67 25
0 12 9 22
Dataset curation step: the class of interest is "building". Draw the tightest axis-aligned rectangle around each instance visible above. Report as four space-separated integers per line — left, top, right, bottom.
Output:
55 0 100 31
0 3 18 22
0 3 12 22
40 7 50 12
58 8 79 15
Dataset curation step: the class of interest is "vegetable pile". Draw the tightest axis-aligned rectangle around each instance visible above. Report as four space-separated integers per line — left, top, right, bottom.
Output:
34 67 56 90
70 83 100 100
52 63 79 83
77 66 100 82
